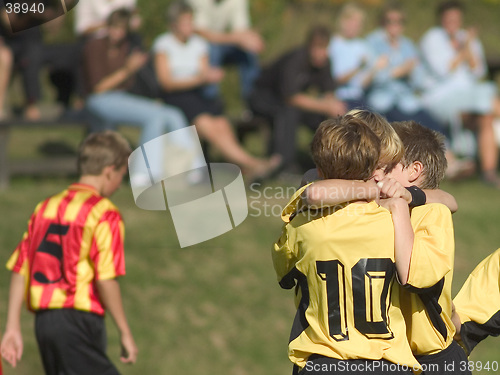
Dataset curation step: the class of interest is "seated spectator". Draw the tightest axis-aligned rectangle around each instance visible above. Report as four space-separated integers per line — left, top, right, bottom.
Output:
420 0 500 187
186 0 263 100
83 9 201 185
328 3 376 109
248 25 346 172
366 4 475 180
75 0 141 38
366 4 443 133
0 6 43 120
153 1 280 180
0 2 82 119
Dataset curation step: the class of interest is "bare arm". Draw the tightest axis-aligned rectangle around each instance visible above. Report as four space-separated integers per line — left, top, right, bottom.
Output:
451 302 462 340
288 93 346 117
303 179 379 208
423 189 458 213
391 58 417 79
154 53 223 93
96 279 138 364
1 273 25 368
196 29 264 53
93 51 148 94
380 198 413 285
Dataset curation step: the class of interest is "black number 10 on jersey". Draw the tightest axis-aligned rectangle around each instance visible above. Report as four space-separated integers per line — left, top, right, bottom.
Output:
316 258 395 341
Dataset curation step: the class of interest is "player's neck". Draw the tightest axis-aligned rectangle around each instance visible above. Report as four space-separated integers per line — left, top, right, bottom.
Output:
78 175 105 196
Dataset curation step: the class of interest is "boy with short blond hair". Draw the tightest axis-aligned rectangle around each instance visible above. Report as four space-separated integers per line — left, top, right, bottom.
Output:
273 115 418 375
1 131 138 375
379 121 469 375
301 119 467 374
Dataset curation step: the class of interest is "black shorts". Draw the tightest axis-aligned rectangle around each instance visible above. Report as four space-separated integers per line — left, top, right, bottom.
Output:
295 355 414 375
416 340 471 375
35 309 120 375
160 89 223 123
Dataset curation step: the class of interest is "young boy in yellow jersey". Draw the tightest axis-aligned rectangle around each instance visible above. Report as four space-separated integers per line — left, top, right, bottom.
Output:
380 121 470 375
0 131 138 375
453 248 500 358
299 110 457 213
273 115 420 375
302 119 469 374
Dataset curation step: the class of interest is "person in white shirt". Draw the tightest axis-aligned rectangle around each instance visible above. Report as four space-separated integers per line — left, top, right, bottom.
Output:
420 0 500 187
153 1 280 181
186 0 263 100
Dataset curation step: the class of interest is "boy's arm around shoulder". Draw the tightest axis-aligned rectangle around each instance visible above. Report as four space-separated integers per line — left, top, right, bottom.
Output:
1 272 26 368
96 279 138 364
379 197 414 285
423 189 458 213
405 203 454 291
303 179 379 208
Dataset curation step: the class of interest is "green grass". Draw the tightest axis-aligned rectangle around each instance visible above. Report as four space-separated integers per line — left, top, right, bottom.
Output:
2 1 500 373
1 171 500 375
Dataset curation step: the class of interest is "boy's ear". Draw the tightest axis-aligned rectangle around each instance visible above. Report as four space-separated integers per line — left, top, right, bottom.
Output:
102 165 115 179
408 161 424 184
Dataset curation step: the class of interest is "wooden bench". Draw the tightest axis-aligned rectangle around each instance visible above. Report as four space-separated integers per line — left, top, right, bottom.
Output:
0 115 89 190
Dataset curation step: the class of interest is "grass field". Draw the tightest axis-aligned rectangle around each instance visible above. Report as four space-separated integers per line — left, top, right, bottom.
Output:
1 126 500 375
2 1 500 373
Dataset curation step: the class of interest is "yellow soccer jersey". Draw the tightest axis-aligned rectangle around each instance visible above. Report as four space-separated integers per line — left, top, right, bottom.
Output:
400 203 456 356
454 248 500 355
272 186 420 371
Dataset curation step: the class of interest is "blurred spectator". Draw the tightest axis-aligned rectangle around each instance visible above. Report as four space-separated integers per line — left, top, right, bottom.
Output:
83 9 200 185
75 0 140 38
368 4 475 181
0 32 12 120
0 2 83 119
0 5 44 120
420 0 500 187
366 4 443 132
186 0 263 100
328 3 374 110
153 1 281 180
248 25 346 172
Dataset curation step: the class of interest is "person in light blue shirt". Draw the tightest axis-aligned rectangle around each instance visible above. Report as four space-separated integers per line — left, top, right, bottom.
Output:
328 3 371 110
365 4 443 135
366 3 476 182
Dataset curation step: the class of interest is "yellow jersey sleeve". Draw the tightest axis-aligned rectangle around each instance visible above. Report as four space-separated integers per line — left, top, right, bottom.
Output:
406 204 454 290
272 224 300 289
399 204 456 355
454 248 500 354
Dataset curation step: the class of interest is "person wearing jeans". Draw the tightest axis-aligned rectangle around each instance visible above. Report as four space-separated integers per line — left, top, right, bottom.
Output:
83 9 200 184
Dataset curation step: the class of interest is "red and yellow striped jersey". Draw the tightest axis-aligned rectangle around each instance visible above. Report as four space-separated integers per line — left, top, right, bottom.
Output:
7 183 125 316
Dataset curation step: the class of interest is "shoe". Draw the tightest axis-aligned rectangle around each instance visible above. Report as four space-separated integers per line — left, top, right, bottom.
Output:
445 159 476 181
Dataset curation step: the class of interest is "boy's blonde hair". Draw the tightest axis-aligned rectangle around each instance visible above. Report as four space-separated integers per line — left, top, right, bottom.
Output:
77 131 132 176
347 109 404 172
392 121 447 189
311 115 380 180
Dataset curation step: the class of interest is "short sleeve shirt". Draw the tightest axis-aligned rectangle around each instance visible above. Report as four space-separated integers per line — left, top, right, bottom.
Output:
152 32 208 80
187 0 250 32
